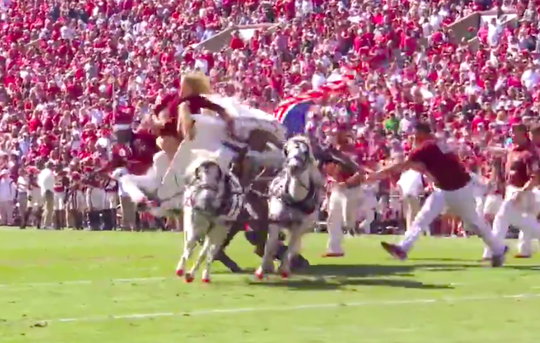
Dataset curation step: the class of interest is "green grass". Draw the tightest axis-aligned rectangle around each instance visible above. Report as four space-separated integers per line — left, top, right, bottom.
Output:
1 229 540 343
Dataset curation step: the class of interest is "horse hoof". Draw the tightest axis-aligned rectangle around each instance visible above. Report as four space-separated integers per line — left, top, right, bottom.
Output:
176 269 184 277
255 268 264 280
281 271 289 279
184 274 194 283
202 278 211 283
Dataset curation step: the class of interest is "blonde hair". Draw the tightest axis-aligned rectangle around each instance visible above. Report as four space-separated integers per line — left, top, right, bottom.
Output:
182 72 212 95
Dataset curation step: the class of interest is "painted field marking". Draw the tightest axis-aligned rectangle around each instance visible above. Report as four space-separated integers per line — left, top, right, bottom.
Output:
35 292 540 324
0 277 169 289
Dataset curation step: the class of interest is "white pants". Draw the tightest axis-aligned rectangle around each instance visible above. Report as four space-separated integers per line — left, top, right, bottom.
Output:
53 191 65 210
518 188 540 256
402 195 421 232
105 192 118 209
400 181 505 255
66 190 86 211
30 188 42 207
358 190 377 234
0 200 13 224
86 188 106 211
483 186 540 258
327 185 362 254
484 194 503 217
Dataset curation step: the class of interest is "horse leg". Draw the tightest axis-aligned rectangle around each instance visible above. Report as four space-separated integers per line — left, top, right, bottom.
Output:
176 207 197 277
202 225 230 283
279 229 303 279
244 194 269 258
213 220 243 273
188 234 211 282
255 223 280 279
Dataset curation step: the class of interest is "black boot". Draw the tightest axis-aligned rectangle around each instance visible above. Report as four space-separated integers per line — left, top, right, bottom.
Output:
75 211 84 230
101 210 113 231
54 210 62 230
291 254 310 271
88 211 100 231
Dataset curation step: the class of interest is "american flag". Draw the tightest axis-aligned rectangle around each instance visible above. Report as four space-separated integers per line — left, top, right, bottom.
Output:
273 72 354 135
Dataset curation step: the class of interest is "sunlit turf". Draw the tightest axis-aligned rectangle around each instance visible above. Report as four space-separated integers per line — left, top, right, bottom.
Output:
1 229 540 343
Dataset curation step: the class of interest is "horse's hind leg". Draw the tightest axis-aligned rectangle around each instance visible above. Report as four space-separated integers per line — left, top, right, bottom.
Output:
213 221 243 273
202 225 229 283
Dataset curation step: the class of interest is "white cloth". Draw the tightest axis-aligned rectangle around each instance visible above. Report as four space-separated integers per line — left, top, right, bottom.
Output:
312 73 326 90
122 151 170 203
521 69 540 91
53 191 64 210
0 178 16 201
484 193 503 216
86 188 106 210
397 169 423 197
38 168 54 195
158 115 236 203
17 176 29 193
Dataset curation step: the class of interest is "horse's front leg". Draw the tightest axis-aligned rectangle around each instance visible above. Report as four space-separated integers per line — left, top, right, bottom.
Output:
188 234 211 283
279 228 304 279
176 207 197 277
280 216 316 277
255 222 280 279
202 224 230 283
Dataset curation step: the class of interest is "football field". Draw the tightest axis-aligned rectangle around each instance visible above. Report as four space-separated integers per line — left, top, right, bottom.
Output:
1 229 540 343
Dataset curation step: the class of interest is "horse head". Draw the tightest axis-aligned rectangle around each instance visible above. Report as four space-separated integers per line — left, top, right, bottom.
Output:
186 151 228 216
283 135 313 177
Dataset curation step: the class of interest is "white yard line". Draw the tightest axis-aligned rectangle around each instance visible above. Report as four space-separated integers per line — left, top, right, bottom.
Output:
0 277 170 288
40 292 540 324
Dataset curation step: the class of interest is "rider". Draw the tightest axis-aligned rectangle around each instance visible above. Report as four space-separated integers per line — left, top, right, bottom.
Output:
150 72 236 143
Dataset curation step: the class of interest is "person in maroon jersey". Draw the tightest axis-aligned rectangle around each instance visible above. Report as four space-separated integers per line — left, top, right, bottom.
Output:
483 124 540 260
482 156 505 226
108 127 158 177
52 164 68 230
149 72 235 144
321 125 365 257
366 122 508 267
65 169 85 231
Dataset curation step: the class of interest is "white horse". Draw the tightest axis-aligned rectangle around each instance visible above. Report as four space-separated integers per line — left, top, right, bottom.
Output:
255 135 324 279
157 114 243 212
175 149 245 283
156 95 286 212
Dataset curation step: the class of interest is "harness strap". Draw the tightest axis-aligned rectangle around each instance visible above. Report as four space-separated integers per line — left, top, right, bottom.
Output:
281 176 317 214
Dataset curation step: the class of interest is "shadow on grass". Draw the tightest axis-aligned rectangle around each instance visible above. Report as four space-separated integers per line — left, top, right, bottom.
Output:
239 263 468 291
246 277 452 291
409 257 481 263
300 263 473 278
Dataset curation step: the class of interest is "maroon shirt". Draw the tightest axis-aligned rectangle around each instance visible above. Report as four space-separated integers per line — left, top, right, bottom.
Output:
328 143 360 184
53 172 67 192
408 140 471 191
506 142 539 187
107 130 158 176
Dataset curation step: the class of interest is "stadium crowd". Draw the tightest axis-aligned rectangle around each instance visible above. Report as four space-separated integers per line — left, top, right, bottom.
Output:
0 0 538 237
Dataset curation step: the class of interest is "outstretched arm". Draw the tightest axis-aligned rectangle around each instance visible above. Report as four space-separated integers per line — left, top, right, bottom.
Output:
366 159 417 183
